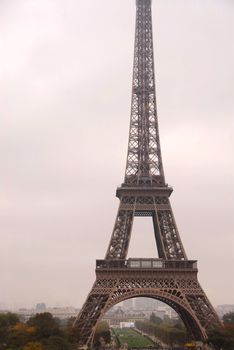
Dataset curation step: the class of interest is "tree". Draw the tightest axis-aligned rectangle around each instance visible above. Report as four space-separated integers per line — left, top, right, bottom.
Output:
208 325 234 350
6 323 36 348
93 321 111 349
27 313 61 339
149 312 162 325
0 313 19 327
223 312 234 325
0 313 19 346
44 336 71 350
23 341 44 350
135 319 186 346
63 318 79 344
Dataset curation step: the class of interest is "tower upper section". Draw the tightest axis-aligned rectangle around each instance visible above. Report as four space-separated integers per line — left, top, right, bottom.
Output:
124 0 165 187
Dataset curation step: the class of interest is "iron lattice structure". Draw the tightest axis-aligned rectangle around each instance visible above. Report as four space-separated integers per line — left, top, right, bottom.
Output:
74 0 221 347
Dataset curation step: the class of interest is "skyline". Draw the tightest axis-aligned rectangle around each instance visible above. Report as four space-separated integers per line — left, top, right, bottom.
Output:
1 301 234 312
0 0 233 310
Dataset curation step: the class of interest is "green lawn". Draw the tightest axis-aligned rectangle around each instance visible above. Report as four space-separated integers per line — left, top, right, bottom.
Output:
112 327 155 348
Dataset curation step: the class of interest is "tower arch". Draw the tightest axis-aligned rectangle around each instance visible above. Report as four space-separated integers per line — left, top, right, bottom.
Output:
99 292 206 342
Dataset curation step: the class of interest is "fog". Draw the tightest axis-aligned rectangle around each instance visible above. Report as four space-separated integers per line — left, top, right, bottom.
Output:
0 0 233 310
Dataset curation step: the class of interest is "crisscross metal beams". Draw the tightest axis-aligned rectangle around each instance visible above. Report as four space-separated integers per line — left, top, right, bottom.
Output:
125 0 164 186
74 0 221 347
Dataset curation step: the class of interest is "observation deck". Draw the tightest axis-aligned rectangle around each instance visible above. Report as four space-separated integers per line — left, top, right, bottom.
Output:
96 258 197 271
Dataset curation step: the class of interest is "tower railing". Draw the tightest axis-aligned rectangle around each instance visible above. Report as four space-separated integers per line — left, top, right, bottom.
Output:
96 258 197 270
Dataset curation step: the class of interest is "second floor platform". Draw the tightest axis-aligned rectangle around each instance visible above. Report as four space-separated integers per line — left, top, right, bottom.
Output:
96 258 197 271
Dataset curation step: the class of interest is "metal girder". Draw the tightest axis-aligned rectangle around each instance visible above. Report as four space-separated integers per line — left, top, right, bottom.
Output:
125 0 164 186
105 190 187 260
74 266 221 347
74 0 221 347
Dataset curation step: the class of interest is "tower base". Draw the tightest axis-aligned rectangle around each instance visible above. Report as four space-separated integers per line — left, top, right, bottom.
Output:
74 259 221 347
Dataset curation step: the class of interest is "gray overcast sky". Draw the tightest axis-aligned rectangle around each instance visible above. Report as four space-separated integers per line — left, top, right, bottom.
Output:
0 0 233 310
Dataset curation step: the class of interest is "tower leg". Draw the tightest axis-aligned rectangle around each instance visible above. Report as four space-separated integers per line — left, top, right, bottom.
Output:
105 208 134 260
73 281 110 347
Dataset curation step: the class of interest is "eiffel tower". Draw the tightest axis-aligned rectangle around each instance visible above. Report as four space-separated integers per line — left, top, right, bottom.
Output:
74 0 221 347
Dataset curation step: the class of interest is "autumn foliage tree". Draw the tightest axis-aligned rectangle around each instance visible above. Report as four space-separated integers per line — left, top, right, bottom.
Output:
27 312 61 339
7 323 36 348
0 312 62 349
0 313 20 348
0 312 111 350
206 312 234 350
23 342 44 350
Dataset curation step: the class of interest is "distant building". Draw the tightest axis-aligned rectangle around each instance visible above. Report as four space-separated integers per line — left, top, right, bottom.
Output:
103 307 145 326
153 306 177 319
120 321 134 328
36 303 46 311
17 306 79 320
